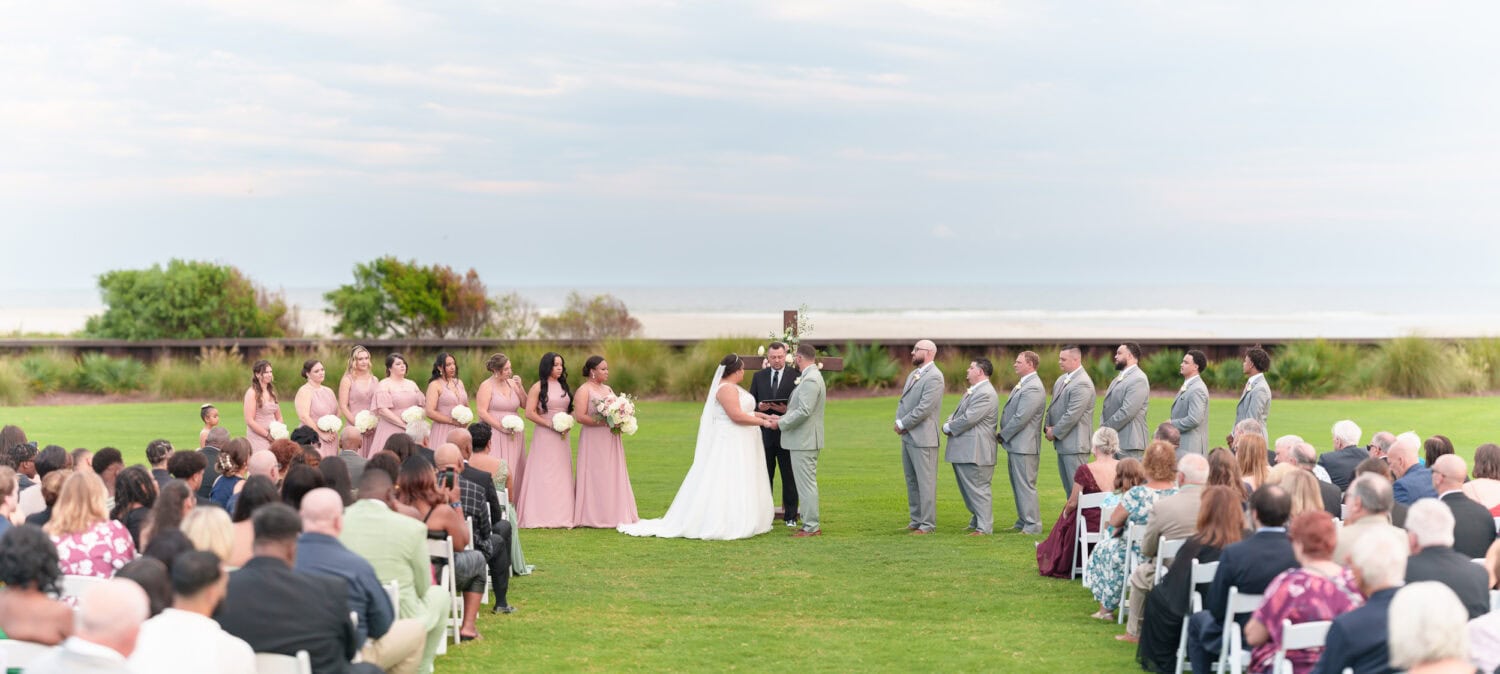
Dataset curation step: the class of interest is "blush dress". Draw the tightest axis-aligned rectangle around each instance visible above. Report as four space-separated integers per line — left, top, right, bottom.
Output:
308 386 340 457
574 385 639 528
246 392 279 453
427 381 468 450
345 374 379 457
371 383 426 455
486 382 528 495
516 384 575 528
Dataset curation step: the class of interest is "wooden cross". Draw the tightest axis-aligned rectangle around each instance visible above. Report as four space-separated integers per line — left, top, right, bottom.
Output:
740 309 844 371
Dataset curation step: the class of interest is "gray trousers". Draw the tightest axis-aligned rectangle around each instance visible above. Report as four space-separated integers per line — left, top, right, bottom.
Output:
901 440 939 532
1118 448 1144 462
1006 452 1041 533
789 449 820 532
952 463 995 534
1057 451 1088 496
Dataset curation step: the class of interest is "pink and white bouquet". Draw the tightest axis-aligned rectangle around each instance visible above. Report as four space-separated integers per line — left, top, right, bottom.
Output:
594 393 639 436
450 405 474 425
354 410 379 433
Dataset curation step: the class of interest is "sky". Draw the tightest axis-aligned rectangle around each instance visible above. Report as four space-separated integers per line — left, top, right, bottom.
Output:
4 1 1500 294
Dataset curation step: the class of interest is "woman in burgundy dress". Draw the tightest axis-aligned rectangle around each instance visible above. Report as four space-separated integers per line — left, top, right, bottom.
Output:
1037 427 1121 578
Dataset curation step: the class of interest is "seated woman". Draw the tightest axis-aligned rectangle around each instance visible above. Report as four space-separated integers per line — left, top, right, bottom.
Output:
1392 582 1473 674
227 476 280 568
46 471 136 577
0 525 75 644
111 466 157 550
1243 510 1362 673
1037 427 1120 578
396 456 485 641
1463 443 1500 514
210 438 251 510
1277 469 1324 520
1085 441 1179 621
1135 486 1245 673
1235 433 1270 492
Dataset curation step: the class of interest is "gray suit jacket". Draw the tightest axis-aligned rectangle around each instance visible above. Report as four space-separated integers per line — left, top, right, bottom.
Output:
1235 374 1271 438
778 366 825 451
1170 376 1210 455
943 380 998 466
896 365 945 448
1101 366 1150 451
1000 374 1046 456
1045 369 1095 455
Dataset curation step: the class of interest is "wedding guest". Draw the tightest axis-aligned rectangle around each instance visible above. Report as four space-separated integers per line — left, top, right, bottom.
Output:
1462 443 1500 514
167 450 214 507
0 467 16 535
114 557 171 617
4 441 36 491
475 353 527 495
319 455 355 506
1319 420 1368 491
1228 419 1266 456
517 352 576 528
1135 485 1244 673
467 422 507 493
1279 469 1324 519
181 505 234 562
0 525 74 645
25 578 149 674
47 471 136 577
1334 473 1405 566
91 447 124 506
422 351 469 453
1471 551 1500 671
1390 431 1436 504
146 439 173 488
267 438 300 478
338 426 369 487
1243 511 1362 674
71 447 94 474
198 427 229 499
572 355 639 528
27 468 70 528
1036 426 1118 578
111 466 157 550
366 450 402 485
1081 454 1147 620
1208 447 1249 507
0 425 27 458
395 457 484 640
1122 454 1210 642
280 463 326 509
1312 525 1408 674
1424 434 1456 471
1089 444 1179 620
1235 433 1271 491
198 403 220 448
435 444 515 615
227 475 279 568
371 353 426 455
1404 499 1489 620
1368 431 1398 462
338 345 380 458
242 359 282 453
1429 454 1498 559
141 480 193 551
210 438 251 510
448 429 503 533
384 432 419 463
1390 583 1473 674
20 445 69 518
129 550 256 674
1154 423 1181 453
1290 442 1343 518
293 359 340 457
1354 457 1409 526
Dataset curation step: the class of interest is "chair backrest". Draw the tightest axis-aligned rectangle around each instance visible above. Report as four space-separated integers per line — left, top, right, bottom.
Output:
1125 523 1147 545
1280 619 1331 651
0 639 53 669
464 517 476 551
426 536 455 565
255 650 313 674
1493 515 1500 534
1078 492 1109 532
60 573 107 603
1225 586 1264 618
1491 589 1500 614
1158 537 1187 562
1190 560 1219 585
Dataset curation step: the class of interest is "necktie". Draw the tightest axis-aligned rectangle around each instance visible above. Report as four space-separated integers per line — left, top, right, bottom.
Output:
771 370 780 392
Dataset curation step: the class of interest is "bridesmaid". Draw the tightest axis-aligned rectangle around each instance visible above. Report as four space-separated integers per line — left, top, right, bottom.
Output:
294 359 339 458
572 356 639 528
242 359 281 453
475 353 527 496
337 345 379 457
370 353 426 454
516 352 575 528
425 352 469 450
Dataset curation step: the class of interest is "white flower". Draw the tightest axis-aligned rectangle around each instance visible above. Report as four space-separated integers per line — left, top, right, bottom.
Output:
450 405 474 425
401 406 426 424
757 345 766 356
354 410 378 432
268 422 289 440
501 415 525 433
621 417 639 436
405 419 431 440
317 415 342 433
551 414 574 433
794 377 801 385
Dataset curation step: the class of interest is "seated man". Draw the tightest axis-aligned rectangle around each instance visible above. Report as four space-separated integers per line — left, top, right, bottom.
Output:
1389 432 1436 505
130 550 256 673
1318 419 1368 492
1312 525 1409 674
1336 472 1407 565
435 443 514 614
338 427 368 487
216 503 379 674
1403 498 1489 620
27 579 149 674
168 450 218 507
1432 454 1496 558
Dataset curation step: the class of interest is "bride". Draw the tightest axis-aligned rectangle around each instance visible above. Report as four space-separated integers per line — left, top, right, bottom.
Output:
619 354 775 540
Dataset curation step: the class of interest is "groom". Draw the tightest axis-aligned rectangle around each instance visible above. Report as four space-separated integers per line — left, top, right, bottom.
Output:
771 343 825 538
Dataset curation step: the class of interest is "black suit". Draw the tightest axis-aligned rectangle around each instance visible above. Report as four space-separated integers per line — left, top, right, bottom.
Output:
1406 545 1490 620
1317 479 1343 520
1318 444 1370 492
217 556 380 674
1187 529 1299 674
197 446 221 499
749 364 800 521
1390 502 1408 528
1442 491 1497 559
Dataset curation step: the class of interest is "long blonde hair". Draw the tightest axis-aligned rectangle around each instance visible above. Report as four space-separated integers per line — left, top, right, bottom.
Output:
182 506 234 562
1279 469 1324 518
44 471 109 537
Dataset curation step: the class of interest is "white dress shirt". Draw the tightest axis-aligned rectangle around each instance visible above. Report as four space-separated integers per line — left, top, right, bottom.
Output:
130 608 257 674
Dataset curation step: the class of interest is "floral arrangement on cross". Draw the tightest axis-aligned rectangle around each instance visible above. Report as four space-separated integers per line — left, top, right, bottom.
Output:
758 304 814 358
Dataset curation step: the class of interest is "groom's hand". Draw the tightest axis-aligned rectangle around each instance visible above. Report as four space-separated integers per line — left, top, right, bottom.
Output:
757 402 771 411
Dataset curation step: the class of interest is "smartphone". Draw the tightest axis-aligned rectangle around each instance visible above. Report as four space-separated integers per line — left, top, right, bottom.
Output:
439 470 456 490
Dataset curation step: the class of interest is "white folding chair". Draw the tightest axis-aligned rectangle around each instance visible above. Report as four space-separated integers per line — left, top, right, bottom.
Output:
1119 523 1147 624
426 536 462 646
0 639 53 669
254 650 312 674
1271 619 1331 674
1218 586 1265 674
59 573 107 604
1155 537 1188 587
1076 491 1110 584
1493 515 1500 534
1175 559 1220 674
1491 589 1500 614
465 516 492 604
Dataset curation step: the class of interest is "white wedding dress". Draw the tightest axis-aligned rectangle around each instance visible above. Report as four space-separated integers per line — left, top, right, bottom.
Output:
618 375 773 541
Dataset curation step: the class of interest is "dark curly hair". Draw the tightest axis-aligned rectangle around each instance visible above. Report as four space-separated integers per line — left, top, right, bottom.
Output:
0 525 63 594
280 464 326 509
366 451 401 484
111 466 157 521
232 475 280 523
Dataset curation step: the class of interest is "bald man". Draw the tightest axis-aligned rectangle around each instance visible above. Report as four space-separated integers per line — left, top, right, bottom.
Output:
338 427 368 487
227 450 281 514
448 428 503 530
1432 454 1496 558
894 339 945 534
436 444 514 613
30 578 149 673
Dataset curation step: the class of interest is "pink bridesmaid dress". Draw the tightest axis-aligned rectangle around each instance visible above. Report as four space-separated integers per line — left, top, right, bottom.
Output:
371 385 426 455
486 382 527 495
428 382 468 450
574 421 639 527
347 375 379 457
516 385 575 528
247 394 278 453
308 386 340 458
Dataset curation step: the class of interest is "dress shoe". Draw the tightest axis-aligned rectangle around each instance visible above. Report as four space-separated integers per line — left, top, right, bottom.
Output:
1115 634 1139 644
968 531 988 536
792 529 821 538
1021 527 1042 535
909 529 931 535
492 604 516 615
785 519 798 528
907 525 919 531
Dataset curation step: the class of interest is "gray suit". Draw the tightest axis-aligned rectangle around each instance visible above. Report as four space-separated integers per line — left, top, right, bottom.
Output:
1100 366 1150 459
943 380 999 534
777 365 826 533
896 364 945 532
1044 368 1095 496
1235 373 1271 440
1170 376 1210 456
999 373 1045 533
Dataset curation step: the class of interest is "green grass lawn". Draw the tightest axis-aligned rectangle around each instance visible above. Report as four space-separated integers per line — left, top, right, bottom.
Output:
4 394 1499 672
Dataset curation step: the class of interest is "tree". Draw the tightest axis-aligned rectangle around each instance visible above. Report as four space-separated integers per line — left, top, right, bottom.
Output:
324 257 493 339
84 259 296 340
486 291 539 339
537 292 642 340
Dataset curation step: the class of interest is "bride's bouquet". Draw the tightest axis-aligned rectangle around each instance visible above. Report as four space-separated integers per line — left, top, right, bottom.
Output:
354 410 378 433
594 393 639 436
450 405 474 425
551 413 574 434
400 406 426 425
500 415 525 434
268 421 289 440
317 415 342 434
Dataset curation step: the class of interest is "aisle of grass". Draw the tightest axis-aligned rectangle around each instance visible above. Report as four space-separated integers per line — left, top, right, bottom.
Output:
4 394 1500 671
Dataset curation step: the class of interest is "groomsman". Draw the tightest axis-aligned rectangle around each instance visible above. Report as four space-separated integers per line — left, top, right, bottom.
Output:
1235 347 1272 441
943 358 999 535
1045 346 1095 496
1101 342 1150 460
894 339 945 534
1170 350 1210 457
1000 352 1046 534
751 342 799 527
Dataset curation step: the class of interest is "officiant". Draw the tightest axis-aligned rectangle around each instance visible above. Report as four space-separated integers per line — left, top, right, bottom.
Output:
751 341 800 528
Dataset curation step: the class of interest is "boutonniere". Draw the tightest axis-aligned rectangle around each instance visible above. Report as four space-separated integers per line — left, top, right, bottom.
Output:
1179 382 1188 393
794 376 802 385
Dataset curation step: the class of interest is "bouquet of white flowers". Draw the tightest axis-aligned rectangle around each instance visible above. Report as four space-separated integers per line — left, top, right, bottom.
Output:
268 422 289 440
551 414 574 433
594 393 639 436
405 419 431 440
450 405 474 425
501 415 525 434
317 415 342 433
620 417 639 436
354 410 378 433
401 406 426 424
